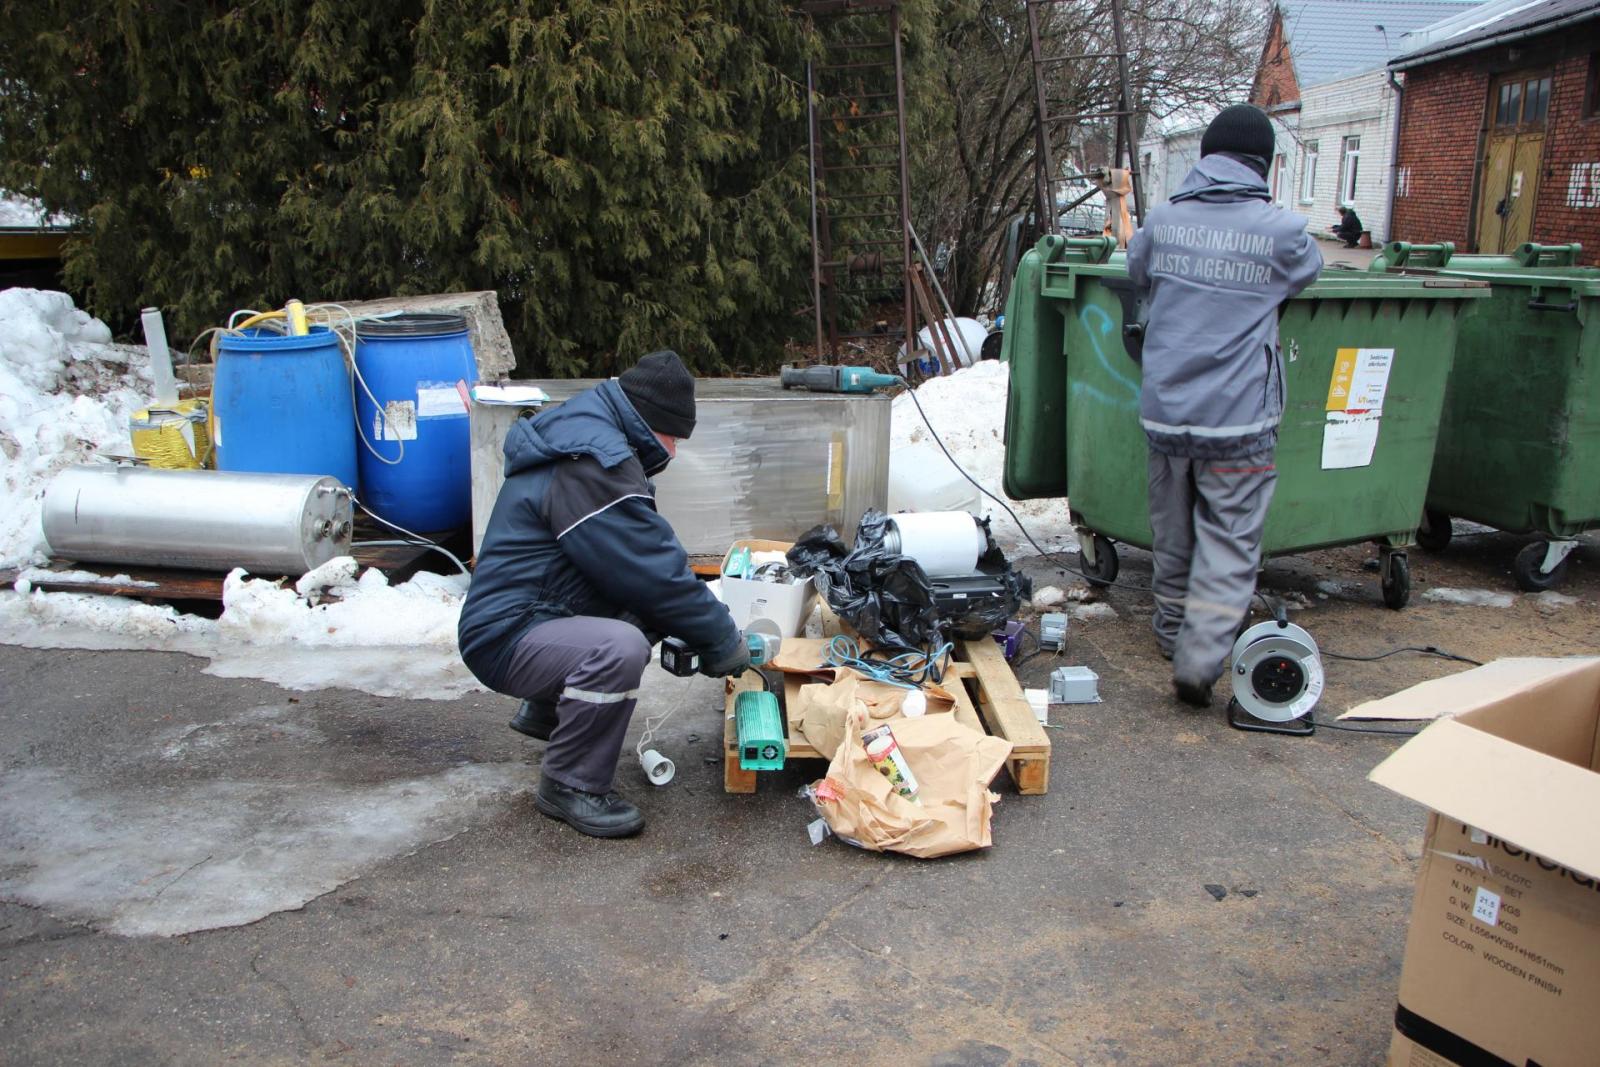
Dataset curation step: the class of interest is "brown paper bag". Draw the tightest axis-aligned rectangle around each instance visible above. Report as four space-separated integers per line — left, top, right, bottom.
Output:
811 710 1013 859
790 672 955 758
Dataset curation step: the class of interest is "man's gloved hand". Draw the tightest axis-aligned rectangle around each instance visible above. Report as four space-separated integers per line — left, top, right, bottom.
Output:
699 635 751 678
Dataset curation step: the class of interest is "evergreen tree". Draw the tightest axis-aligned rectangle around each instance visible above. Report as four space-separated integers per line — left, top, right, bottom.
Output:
0 1 818 375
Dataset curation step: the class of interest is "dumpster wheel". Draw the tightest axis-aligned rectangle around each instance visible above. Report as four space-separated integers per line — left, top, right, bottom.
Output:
1416 510 1452 553
1513 540 1571 592
1381 552 1411 610
1082 534 1120 588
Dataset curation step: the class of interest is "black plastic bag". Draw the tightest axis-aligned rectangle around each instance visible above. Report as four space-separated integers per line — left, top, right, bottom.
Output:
789 510 1035 648
788 511 943 649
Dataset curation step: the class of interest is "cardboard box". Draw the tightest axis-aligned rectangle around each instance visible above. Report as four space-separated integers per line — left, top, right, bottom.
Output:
1360 658 1600 1067
717 539 816 638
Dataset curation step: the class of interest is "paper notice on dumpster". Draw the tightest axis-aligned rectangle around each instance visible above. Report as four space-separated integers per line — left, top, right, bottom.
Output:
1322 411 1381 469
1321 347 1393 468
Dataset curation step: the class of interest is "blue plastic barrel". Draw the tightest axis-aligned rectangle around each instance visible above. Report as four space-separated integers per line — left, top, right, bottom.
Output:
353 312 478 532
214 326 359 489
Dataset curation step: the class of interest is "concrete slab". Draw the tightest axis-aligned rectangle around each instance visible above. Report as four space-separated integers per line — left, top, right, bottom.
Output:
1 530 1596 1063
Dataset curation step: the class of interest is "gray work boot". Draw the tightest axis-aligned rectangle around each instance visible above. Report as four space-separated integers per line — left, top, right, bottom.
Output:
534 777 645 838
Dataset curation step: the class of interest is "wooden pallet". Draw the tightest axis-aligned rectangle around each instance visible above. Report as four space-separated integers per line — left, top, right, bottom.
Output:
722 634 1051 795
0 524 446 603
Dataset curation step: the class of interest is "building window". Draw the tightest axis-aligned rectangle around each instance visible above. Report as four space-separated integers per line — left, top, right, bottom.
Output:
1337 136 1360 206
1271 152 1288 203
1587 54 1599 118
1523 76 1551 124
1496 80 1522 125
1299 140 1318 202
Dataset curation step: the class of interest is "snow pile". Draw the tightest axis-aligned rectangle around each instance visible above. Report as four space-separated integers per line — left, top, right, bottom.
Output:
891 361 1075 555
0 288 152 567
0 562 481 700
219 563 466 651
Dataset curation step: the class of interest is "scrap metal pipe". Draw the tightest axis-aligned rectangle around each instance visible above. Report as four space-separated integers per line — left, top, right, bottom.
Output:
42 466 354 576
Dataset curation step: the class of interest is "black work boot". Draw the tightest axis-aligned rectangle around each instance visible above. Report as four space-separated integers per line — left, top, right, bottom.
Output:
534 777 645 838
1173 677 1214 709
508 700 558 741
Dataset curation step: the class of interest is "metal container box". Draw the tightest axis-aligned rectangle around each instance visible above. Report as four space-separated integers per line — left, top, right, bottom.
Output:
470 378 890 555
42 465 353 576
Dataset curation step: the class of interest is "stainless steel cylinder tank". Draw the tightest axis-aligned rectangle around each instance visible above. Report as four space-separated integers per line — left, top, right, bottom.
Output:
42 466 354 576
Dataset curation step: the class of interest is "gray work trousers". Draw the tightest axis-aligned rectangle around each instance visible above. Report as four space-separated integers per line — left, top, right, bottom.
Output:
1147 448 1277 687
499 616 652 794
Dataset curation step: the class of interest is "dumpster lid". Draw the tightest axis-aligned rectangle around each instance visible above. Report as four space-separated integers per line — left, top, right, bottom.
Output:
1069 264 1489 300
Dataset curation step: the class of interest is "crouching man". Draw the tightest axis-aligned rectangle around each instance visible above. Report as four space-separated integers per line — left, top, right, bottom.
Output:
1126 104 1322 707
458 350 749 838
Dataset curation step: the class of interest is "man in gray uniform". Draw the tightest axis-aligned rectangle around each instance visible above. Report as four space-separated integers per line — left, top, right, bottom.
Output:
1126 104 1323 706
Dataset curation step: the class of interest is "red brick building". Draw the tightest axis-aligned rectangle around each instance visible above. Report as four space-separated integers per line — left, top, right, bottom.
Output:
1389 0 1600 261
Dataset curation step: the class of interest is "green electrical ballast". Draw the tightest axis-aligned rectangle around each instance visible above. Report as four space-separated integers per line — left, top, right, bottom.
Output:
735 690 786 771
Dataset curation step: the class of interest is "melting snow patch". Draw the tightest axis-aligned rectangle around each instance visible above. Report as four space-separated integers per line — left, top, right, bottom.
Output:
0 566 482 701
1032 585 1067 610
1423 587 1516 609
0 762 529 937
891 362 1074 556
1534 591 1580 612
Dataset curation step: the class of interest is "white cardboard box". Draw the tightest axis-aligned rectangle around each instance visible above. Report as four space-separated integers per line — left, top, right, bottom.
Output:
1359 657 1600 1067
717 539 816 638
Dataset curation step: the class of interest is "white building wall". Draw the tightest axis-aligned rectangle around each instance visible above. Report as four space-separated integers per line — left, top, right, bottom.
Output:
1292 69 1401 242
1137 128 1205 207
1267 111 1300 210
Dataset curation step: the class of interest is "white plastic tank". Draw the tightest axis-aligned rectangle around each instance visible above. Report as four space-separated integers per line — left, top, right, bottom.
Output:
887 440 981 515
898 317 988 375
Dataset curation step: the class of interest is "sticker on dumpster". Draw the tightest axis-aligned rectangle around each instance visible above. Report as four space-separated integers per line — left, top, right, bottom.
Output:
1322 411 1381 469
376 400 418 441
1326 347 1393 413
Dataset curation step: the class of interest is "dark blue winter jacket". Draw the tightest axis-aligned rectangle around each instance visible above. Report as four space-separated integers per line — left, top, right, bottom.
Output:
457 380 741 692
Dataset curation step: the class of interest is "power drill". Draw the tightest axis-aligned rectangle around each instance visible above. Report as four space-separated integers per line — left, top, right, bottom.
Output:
780 364 900 394
659 630 782 677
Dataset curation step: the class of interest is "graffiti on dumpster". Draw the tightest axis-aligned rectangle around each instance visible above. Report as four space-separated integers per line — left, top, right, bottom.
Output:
1072 303 1140 412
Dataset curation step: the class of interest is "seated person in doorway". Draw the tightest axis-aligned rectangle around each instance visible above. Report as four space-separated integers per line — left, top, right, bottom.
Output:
1334 205 1364 248
1126 103 1323 708
457 350 749 839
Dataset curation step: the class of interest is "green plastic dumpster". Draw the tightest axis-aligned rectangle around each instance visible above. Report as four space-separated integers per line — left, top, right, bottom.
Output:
1368 241 1600 591
1002 234 1487 608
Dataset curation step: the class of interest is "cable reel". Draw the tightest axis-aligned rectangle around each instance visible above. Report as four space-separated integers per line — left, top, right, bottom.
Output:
1227 620 1324 736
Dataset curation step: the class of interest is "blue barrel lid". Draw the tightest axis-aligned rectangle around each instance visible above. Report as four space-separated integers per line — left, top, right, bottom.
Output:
355 312 468 338
218 325 342 352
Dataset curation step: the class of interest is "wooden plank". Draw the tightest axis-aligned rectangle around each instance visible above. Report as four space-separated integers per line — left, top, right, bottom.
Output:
723 674 762 793
781 673 823 759
957 636 1051 795
8 529 460 604
1 564 225 601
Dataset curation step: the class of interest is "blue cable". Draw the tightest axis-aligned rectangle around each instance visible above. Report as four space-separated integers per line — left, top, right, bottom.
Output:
823 635 954 690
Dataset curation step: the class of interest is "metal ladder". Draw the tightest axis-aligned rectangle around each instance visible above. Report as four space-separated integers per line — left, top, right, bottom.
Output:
1025 0 1146 236
802 0 915 362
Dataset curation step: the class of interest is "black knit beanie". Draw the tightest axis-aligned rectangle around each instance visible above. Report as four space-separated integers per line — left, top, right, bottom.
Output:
1200 104 1275 162
619 349 697 439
